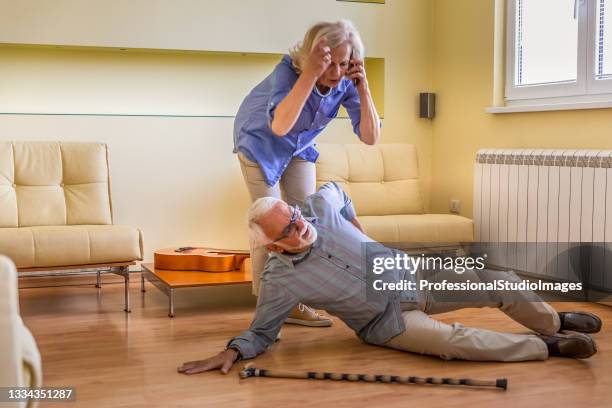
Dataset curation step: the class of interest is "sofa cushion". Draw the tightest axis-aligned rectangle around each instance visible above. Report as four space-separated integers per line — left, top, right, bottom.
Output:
359 214 474 243
0 225 143 269
0 142 112 228
316 143 424 216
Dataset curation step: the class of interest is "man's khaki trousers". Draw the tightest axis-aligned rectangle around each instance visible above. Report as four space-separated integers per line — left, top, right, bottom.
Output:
384 268 560 361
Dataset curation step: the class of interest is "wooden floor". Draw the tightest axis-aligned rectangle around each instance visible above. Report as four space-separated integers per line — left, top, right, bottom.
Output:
18 276 611 408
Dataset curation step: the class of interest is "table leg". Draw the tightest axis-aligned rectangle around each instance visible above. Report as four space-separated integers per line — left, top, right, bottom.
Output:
141 272 146 292
169 289 175 318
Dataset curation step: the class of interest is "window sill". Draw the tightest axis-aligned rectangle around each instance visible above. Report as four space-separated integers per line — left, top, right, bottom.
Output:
486 100 612 114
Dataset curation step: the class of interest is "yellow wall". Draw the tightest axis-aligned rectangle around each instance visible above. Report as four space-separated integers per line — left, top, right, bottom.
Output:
0 45 383 117
0 0 435 262
430 0 612 218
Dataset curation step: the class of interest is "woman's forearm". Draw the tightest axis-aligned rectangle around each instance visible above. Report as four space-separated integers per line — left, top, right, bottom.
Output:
271 72 318 136
358 87 380 145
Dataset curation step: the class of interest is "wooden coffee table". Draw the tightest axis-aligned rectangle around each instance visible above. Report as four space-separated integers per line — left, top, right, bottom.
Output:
140 262 252 317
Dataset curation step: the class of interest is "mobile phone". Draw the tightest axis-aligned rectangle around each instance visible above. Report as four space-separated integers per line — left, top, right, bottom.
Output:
349 50 359 87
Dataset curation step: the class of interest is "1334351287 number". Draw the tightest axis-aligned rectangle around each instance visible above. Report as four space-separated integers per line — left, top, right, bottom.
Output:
2 387 75 401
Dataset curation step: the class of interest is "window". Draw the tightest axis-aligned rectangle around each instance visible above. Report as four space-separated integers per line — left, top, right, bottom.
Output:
593 0 612 83
505 0 612 108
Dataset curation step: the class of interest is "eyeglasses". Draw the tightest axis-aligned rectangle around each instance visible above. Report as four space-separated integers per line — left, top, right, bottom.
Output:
271 205 301 244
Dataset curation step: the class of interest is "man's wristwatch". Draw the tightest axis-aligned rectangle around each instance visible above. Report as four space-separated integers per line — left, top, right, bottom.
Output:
226 345 242 362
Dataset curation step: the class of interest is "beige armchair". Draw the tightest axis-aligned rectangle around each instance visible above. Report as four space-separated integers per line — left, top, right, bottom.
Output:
316 143 473 243
0 255 42 408
0 142 143 311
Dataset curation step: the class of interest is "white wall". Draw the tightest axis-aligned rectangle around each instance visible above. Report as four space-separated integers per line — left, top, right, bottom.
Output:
0 0 386 55
0 0 435 267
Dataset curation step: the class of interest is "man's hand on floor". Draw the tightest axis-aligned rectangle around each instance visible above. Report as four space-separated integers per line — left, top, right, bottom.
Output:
177 349 238 375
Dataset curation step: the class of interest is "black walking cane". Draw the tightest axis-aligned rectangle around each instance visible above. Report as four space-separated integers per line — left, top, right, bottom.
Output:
239 363 508 390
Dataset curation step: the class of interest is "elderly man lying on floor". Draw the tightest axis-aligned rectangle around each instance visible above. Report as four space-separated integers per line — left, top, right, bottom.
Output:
178 182 601 375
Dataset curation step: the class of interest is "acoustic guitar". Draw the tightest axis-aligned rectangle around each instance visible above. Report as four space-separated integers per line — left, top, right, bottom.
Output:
154 247 250 273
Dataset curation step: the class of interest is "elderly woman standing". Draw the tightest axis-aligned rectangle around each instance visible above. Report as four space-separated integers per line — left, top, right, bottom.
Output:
234 20 380 327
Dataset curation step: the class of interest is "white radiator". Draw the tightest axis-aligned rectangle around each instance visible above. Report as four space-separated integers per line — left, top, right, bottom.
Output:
473 149 612 294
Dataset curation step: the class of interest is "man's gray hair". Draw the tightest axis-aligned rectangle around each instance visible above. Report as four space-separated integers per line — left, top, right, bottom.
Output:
248 196 283 247
289 19 365 74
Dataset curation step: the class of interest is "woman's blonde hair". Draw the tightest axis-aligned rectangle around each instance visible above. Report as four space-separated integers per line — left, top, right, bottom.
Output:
289 20 364 73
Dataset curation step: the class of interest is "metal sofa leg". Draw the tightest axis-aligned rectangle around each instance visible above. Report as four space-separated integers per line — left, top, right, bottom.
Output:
110 266 131 313
122 266 131 313
95 270 101 288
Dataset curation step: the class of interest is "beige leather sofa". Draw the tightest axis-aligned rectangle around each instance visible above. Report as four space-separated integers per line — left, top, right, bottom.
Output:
0 256 42 408
0 142 143 311
316 143 473 243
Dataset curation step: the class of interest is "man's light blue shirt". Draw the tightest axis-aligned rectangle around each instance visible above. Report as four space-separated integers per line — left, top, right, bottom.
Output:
233 55 364 186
